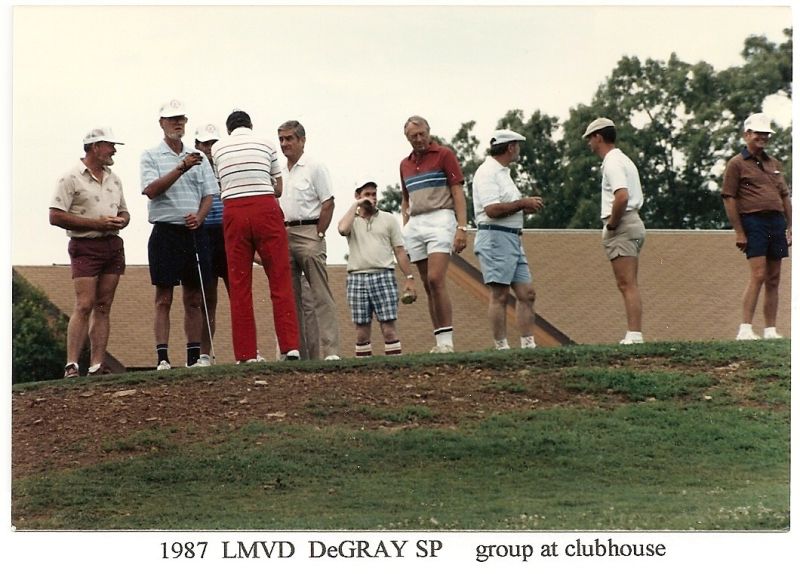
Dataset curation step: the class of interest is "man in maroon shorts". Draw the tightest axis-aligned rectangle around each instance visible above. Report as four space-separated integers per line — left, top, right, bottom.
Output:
49 127 130 377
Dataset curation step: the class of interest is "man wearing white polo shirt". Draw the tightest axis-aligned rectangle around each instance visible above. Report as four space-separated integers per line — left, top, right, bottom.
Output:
277 120 340 360
472 129 543 351
583 117 646 345
212 111 300 362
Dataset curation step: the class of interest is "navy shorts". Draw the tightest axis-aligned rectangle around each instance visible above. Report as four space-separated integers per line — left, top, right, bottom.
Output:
148 223 211 287
207 225 228 281
741 211 789 260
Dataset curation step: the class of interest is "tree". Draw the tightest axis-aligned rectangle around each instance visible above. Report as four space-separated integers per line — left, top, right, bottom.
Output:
12 271 70 383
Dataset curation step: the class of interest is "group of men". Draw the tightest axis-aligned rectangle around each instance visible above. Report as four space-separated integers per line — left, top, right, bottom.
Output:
49 107 791 378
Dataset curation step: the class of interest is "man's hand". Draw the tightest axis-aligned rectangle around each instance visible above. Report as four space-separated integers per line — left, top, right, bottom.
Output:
98 215 126 231
184 212 202 230
786 228 792 247
735 231 748 253
521 196 544 213
453 228 467 254
182 152 203 171
357 197 376 214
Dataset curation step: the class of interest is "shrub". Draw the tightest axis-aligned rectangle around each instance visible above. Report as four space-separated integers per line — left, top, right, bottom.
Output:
12 271 70 383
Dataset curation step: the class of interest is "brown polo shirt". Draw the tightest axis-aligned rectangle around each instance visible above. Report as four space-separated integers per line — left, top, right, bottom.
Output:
721 148 790 214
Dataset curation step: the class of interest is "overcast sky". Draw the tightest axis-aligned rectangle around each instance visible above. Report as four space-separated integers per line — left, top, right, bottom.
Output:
9 3 793 267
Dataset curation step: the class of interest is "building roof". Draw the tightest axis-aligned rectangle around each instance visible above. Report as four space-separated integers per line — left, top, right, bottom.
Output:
14 229 790 369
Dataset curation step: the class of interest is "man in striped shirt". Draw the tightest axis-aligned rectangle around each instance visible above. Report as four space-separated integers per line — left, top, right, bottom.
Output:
141 99 217 370
211 110 300 362
400 115 468 353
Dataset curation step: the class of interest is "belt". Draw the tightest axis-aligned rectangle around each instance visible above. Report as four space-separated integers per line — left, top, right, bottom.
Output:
477 223 522 236
285 218 320 227
743 210 782 218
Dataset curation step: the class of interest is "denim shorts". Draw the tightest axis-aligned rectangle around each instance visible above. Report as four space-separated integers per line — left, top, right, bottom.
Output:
403 209 456 263
346 269 399 325
474 226 531 285
741 211 789 260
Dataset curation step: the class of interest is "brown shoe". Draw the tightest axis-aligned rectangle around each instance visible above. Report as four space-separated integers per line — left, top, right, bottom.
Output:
64 363 79 378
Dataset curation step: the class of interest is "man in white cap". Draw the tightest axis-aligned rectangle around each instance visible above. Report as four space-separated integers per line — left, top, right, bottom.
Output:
193 123 227 365
49 127 130 377
583 117 646 345
141 99 217 369
721 112 792 341
337 179 416 357
472 129 543 350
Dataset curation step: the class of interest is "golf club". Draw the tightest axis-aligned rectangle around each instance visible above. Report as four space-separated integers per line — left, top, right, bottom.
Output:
193 230 216 365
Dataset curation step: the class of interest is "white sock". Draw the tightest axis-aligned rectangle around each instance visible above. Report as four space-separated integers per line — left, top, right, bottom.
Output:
738 323 754 333
494 338 510 350
435 327 453 347
764 327 778 337
520 336 536 349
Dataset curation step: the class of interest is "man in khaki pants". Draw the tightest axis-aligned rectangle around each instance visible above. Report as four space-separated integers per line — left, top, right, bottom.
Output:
277 120 340 360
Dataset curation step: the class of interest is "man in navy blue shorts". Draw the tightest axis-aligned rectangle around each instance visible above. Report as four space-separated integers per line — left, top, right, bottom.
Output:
141 100 217 369
721 113 792 340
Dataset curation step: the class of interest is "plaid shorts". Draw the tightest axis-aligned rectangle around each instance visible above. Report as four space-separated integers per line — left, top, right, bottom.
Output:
346 269 399 325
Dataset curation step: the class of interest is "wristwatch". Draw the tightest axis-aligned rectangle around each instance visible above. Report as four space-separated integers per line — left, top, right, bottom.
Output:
317 231 325 239
456 225 468 232
406 274 414 280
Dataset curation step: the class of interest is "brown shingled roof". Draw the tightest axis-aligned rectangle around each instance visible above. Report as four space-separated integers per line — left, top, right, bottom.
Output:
14 229 790 369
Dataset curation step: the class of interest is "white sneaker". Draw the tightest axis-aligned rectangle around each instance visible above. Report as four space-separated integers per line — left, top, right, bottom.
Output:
763 328 783 340
430 344 454 354
156 360 171 371
324 355 341 361
196 354 212 366
283 350 300 361
619 337 644 345
736 327 761 341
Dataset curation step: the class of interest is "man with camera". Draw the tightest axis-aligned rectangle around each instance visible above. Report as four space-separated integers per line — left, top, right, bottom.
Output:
338 180 416 357
141 99 217 369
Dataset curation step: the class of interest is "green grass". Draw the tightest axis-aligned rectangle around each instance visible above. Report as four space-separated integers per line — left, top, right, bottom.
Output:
12 340 790 531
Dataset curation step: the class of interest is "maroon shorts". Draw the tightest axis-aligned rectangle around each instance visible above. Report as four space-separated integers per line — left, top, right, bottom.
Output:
67 235 126 279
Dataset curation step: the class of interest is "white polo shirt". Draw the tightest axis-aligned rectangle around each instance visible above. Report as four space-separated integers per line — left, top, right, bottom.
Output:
600 148 644 219
279 154 334 222
472 155 524 228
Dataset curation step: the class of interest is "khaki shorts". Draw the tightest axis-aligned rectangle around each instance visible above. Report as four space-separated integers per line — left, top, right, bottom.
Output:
602 211 645 260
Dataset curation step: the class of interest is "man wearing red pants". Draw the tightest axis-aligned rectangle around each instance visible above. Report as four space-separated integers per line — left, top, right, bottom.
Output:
211 110 300 362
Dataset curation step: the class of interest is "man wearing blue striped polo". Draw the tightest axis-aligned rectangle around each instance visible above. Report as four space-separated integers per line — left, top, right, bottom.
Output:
141 99 217 370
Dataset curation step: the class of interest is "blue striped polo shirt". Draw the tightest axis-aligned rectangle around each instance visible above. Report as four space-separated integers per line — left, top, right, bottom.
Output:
141 140 218 224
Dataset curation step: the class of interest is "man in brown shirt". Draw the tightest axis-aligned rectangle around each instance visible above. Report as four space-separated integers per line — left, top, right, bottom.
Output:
721 112 791 340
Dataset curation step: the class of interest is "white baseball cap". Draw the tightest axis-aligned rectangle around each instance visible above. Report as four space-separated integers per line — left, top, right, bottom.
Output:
159 99 187 118
582 117 615 138
743 113 774 134
355 179 378 193
83 127 124 145
195 123 221 143
490 129 526 145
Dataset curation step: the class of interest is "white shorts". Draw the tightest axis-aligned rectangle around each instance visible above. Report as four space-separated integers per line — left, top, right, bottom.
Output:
403 209 456 263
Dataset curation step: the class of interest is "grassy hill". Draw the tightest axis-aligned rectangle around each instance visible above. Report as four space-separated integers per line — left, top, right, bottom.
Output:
11 340 790 530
